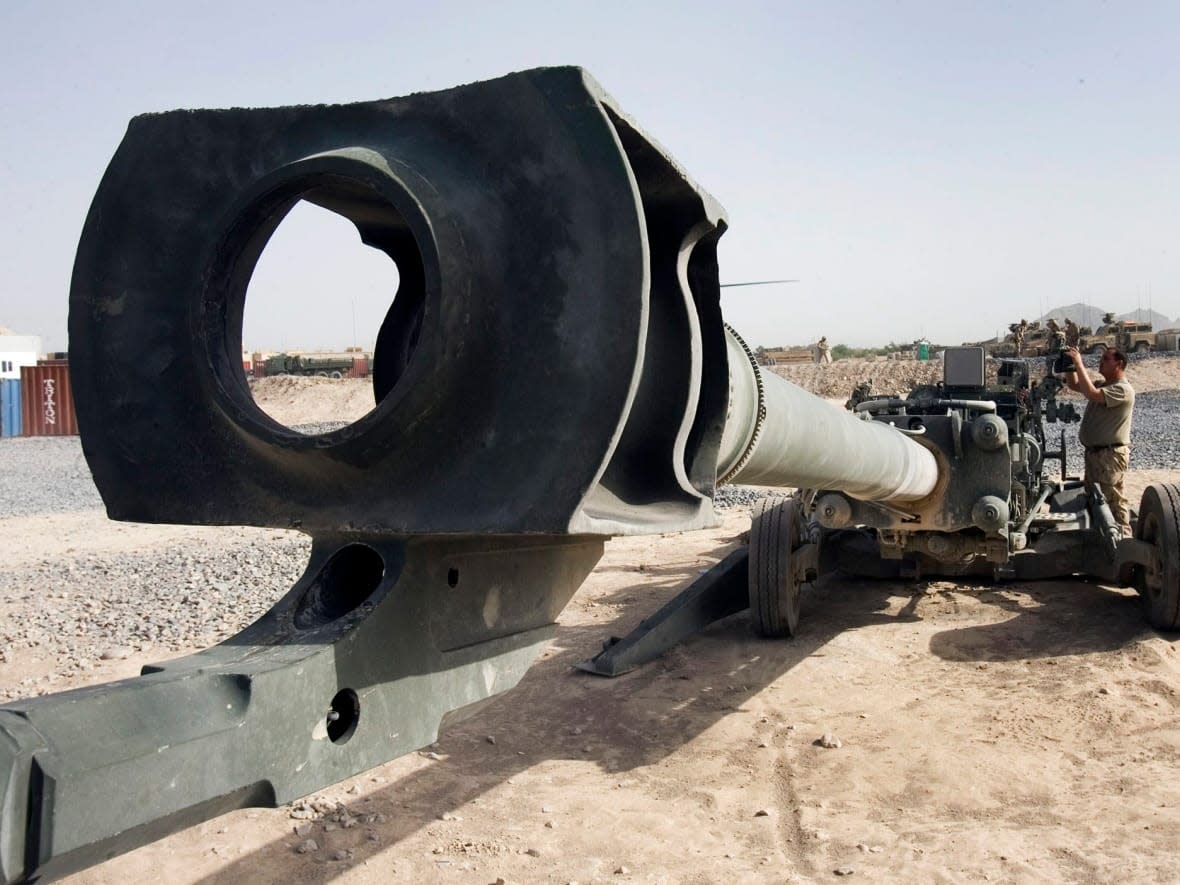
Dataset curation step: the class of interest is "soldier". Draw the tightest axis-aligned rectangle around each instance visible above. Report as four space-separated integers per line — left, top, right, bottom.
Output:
814 336 832 365
1063 346 1135 535
1012 320 1026 356
1050 327 1067 354
845 380 873 411
1065 318 1080 347
1045 319 1065 353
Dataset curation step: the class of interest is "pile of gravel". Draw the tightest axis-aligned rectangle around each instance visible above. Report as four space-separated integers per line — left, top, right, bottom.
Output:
0 531 310 701
0 423 349 519
0 437 104 518
1056 389 1180 472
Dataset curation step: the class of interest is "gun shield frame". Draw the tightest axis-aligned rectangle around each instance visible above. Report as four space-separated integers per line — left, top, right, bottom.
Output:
1 68 731 883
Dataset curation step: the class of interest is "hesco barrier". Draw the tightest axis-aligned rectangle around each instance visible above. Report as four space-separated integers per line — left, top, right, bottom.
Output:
1157 331 1180 352
0 378 20 437
20 364 78 436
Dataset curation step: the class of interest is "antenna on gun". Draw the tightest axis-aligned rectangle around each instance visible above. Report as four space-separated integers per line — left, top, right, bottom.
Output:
719 279 800 288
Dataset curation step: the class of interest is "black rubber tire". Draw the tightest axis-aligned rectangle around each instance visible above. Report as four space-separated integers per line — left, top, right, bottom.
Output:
1089 343 1107 356
748 497 804 638
1137 483 1180 630
330 370 343 379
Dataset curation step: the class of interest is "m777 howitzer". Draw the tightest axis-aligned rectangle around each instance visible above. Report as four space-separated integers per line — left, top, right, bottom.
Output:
1 68 1178 883
583 347 1180 677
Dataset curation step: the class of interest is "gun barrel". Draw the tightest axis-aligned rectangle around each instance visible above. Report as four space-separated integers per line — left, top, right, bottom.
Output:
718 328 939 501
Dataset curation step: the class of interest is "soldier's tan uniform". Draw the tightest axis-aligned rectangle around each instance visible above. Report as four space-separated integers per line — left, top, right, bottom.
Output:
814 337 832 365
1065 319 1080 347
1078 377 1134 527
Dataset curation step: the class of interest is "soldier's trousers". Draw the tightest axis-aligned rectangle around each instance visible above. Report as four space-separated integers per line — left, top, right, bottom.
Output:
1084 445 1130 528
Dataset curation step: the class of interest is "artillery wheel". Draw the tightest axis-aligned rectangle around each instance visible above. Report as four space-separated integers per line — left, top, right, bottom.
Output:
748 496 807 638
1089 343 1107 356
1136 483 1180 630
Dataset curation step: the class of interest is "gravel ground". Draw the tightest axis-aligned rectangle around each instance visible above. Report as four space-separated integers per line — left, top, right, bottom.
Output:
0 531 311 701
1058 389 1180 471
0 436 104 517
0 424 349 518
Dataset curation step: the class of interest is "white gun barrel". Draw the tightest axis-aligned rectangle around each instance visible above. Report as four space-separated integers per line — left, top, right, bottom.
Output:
718 327 939 502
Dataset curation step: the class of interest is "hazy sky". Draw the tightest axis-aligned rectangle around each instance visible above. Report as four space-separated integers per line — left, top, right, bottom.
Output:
2 1 1178 353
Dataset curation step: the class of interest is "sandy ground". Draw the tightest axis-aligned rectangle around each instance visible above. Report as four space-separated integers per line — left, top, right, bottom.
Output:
3 359 1178 884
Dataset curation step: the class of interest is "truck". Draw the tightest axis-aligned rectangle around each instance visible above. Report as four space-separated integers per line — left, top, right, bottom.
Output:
262 352 353 378
985 323 1055 357
1080 319 1155 355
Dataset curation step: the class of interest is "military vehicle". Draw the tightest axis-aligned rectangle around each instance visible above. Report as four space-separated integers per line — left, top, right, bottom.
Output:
986 321 1060 357
1081 320 1155 355
2 68 1176 883
262 352 353 377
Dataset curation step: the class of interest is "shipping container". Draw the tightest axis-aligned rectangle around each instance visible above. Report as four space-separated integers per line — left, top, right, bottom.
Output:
20 364 79 436
0 378 20 437
348 357 370 379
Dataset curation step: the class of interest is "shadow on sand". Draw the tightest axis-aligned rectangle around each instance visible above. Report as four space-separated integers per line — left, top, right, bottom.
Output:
194 551 1165 882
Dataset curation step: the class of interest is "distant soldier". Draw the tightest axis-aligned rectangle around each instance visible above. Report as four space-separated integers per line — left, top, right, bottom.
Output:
1046 318 1060 336
814 336 832 365
1011 320 1026 356
1065 318 1080 347
1102 312 1116 326
1050 327 1067 354
845 380 873 411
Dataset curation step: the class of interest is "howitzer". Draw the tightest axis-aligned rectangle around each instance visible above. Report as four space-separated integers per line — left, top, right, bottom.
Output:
2 67 1178 883
584 347 1179 675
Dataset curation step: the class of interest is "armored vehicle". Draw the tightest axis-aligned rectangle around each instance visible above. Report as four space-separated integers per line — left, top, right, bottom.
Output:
1081 320 1155 355
262 352 353 377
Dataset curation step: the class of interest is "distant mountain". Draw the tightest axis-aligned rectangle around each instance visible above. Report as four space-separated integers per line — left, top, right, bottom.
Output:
1040 303 1108 329
1040 303 1176 330
1114 308 1176 329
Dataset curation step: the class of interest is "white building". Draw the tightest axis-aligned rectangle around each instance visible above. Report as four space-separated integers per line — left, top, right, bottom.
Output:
0 333 43 379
